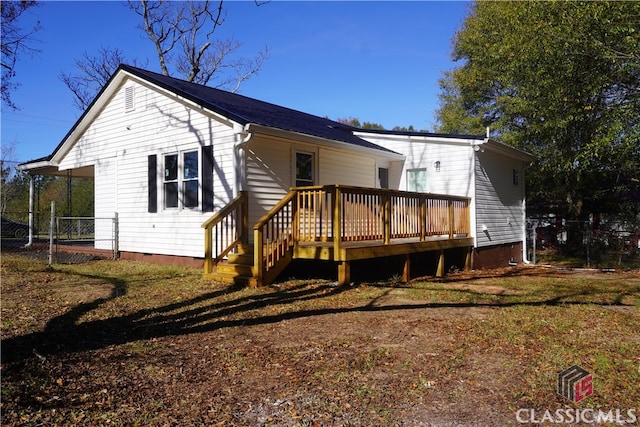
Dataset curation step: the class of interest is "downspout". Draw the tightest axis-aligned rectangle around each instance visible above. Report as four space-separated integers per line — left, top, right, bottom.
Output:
232 122 252 194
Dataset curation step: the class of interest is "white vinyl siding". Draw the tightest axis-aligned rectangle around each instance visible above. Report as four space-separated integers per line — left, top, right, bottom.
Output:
357 133 474 198
57 79 238 258
245 136 291 227
318 147 375 187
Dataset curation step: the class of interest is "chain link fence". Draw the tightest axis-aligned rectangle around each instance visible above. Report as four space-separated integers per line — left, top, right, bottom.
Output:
54 215 119 263
527 218 639 268
1 207 118 264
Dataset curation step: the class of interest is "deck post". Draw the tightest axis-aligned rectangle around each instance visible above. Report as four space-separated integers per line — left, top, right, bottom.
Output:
253 228 264 285
402 253 410 283
436 249 445 277
338 261 350 285
420 196 427 241
464 246 472 271
383 193 391 245
240 191 249 245
204 225 213 275
333 186 342 256
448 199 455 239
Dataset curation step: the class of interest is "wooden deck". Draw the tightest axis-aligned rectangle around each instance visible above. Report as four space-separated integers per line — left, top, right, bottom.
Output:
296 236 473 261
203 185 473 286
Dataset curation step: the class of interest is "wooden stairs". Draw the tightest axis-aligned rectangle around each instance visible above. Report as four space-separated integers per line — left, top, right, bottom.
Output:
205 244 258 287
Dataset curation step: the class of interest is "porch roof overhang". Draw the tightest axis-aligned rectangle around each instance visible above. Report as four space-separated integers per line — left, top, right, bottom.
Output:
16 158 94 178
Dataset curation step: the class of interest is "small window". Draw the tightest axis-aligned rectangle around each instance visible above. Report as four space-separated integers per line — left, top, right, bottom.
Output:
295 152 314 187
513 169 520 186
125 86 135 111
407 168 427 192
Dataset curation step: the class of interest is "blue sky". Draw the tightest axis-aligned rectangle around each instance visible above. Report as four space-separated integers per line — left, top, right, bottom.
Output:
2 1 470 164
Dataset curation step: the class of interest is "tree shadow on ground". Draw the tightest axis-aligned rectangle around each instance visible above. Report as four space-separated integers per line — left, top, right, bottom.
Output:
2 261 637 366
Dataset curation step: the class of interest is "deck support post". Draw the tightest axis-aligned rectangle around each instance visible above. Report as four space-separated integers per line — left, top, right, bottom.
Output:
383 193 391 245
338 261 350 286
464 247 472 272
436 249 445 277
402 254 410 283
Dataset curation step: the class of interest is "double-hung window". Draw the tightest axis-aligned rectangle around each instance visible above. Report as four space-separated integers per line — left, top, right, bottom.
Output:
163 151 199 209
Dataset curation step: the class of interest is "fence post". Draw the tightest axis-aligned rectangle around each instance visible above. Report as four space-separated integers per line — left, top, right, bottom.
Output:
49 201 55 265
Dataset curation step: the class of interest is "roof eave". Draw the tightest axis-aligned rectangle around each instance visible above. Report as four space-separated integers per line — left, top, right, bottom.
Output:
247 124 405 160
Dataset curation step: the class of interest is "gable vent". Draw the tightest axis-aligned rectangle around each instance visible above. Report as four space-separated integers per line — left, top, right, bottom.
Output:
125 86 135 111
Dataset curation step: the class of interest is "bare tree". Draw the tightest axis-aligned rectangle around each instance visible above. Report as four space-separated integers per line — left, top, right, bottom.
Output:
1 0 41 110
61 0 268 110
59 47 143 111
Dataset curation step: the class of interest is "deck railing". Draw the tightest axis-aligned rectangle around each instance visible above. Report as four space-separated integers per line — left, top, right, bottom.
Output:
201 191 248 275
252 185 471 284
294 185 470 243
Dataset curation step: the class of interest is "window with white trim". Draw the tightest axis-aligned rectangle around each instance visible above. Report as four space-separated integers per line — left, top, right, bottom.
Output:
407 168 427 192
163 151 199 209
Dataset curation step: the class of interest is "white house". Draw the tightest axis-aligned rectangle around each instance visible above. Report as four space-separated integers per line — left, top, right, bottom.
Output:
19 65 535 283
355 129 536 268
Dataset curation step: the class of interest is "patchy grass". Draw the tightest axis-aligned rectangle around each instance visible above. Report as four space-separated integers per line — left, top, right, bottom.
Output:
1 250 639 426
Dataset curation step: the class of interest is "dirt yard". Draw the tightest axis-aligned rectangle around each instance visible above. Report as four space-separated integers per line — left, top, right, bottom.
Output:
1 250 639 426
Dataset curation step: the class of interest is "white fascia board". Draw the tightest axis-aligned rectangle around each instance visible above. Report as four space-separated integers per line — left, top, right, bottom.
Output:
481 139 536 163
248 124 406 160
354 131 481 147
127 72 236 128
49 72 128 164
51 69 237 164
16 160 58 173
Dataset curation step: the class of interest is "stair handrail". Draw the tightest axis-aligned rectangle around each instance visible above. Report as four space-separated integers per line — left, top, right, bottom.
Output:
201 191 248 275
253 190 298 285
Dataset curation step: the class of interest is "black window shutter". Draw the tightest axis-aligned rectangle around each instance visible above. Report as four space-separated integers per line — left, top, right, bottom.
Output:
202 145 214 212
148 154 157 213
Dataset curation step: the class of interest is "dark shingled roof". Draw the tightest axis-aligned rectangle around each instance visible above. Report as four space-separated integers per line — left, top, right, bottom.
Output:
121 65 398 154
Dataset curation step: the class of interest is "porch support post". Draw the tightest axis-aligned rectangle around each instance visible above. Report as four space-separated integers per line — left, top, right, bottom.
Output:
338 261 350 286
436 249 445 277
402 253 410 283
26 174 35 247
